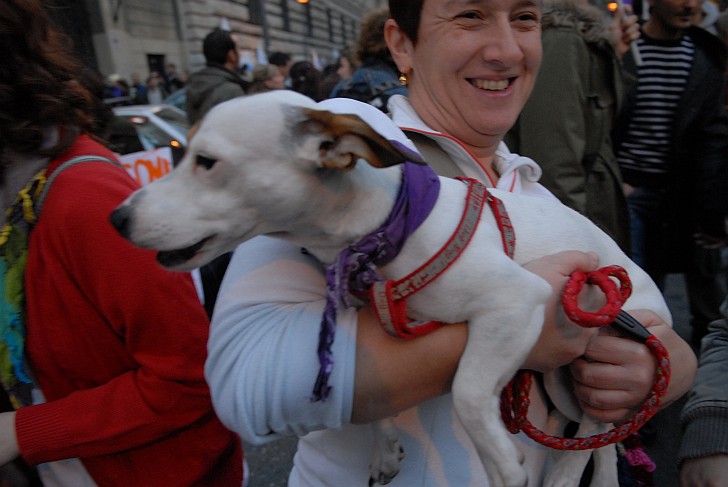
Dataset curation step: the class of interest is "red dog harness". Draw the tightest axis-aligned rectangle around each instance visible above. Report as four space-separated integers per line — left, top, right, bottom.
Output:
371 177 514 338
371 177 671 451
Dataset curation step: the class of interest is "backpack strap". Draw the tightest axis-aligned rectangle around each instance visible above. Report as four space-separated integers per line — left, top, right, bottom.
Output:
404 131 464 179
369 79 402 98
36 155 121 215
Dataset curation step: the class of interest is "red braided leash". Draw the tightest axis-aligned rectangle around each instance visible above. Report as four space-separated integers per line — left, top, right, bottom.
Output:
500 265 671 450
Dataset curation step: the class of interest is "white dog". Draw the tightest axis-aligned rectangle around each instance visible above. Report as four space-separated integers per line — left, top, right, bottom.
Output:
111 91 671 487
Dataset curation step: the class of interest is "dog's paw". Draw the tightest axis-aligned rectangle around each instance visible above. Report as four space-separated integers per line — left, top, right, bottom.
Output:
487 468 528 487
368 439 404 486
542 450 591 487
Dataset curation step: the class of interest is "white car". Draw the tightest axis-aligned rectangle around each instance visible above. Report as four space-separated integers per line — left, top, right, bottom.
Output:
163 88 186 111
110 104 189 158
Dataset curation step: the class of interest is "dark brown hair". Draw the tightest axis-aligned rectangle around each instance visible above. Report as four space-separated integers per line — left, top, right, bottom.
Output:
355 7 395 63
0 0 95 158
388 0 424 45
203 28 236 65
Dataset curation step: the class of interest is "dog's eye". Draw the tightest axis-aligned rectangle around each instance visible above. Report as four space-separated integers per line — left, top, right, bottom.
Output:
196 155 217 170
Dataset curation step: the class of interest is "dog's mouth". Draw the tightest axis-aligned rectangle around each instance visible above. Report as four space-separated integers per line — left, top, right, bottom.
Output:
156 236 213 268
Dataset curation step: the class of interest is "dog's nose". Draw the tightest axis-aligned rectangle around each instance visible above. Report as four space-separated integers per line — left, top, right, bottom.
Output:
110 205 132 239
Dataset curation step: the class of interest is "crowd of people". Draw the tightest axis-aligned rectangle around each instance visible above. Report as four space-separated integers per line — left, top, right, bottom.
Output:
1 0 727 486
101 64 186 106
98 7 408 116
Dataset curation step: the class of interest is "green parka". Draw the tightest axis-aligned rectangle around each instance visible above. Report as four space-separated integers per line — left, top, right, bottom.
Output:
185 64 248 126
505 1 630 252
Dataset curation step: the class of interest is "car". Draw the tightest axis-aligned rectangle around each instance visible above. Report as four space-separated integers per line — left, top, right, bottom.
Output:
163 88 186 111
109 104 189 171
110 104 189 156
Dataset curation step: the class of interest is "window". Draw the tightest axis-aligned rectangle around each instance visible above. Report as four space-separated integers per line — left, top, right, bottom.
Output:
248 0 263 25
341 13 349 45
327 8 334 42
281 0 290 31
305 3 312 37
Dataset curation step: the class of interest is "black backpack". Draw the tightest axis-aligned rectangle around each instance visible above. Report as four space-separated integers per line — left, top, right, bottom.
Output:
333 78 403 112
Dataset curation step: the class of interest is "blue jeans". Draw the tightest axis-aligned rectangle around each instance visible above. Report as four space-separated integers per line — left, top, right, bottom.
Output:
627 186 725 336
627 186 668 289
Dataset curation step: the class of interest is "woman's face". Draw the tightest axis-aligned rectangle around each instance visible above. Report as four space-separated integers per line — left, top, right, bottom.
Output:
389 0 542 152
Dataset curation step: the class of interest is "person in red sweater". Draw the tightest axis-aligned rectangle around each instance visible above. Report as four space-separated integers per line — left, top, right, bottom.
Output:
0 1 243 485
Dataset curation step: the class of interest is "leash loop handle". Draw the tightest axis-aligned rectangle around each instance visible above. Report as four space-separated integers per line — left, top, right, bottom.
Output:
561 265 632 328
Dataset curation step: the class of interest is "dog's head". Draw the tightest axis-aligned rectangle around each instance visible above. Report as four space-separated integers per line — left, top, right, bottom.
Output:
111 90 425 270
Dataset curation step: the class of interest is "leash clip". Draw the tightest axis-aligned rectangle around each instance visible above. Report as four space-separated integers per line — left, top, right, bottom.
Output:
611 310 652 344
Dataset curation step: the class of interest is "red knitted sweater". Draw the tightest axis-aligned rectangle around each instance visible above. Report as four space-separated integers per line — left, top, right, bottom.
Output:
14 135 243 486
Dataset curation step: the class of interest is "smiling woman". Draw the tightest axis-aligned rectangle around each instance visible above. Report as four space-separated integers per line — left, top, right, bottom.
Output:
199 0 697 486
394 0 542 157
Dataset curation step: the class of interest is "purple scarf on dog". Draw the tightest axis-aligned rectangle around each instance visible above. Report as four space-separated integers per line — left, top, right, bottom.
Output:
312 160 440 401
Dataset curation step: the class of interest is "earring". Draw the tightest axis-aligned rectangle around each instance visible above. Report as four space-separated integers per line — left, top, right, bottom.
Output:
399 72 408 86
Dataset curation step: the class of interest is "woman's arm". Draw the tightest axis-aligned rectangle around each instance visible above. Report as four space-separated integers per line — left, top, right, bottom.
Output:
207 236 692 437
352 250 604 422
206 236 360 444
0 412 17 465
353 250 696 426
679 314 728 486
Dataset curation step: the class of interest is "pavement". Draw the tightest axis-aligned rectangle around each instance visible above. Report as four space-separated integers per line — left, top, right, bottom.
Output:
243 274 700 487
640 273 694 487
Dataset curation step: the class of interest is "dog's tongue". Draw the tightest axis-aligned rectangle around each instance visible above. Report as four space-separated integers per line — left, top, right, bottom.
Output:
156 238 207 268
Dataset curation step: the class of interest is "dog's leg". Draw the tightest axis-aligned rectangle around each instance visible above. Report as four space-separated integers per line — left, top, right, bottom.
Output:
369 417 405 486
589 443 618 487
452 298 547 487
542 415 616 487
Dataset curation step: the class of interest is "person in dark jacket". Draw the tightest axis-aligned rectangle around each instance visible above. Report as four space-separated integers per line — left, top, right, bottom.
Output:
679 297 728 486
185 28 249 126
613 0 728 344
185 28 250 315
329 6 407 113
506 0 640 252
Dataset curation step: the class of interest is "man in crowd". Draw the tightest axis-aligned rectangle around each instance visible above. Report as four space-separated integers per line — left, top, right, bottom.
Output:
614 0 728 346
186 28 249 126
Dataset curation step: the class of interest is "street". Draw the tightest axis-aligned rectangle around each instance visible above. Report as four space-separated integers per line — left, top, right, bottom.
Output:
243 273 698 487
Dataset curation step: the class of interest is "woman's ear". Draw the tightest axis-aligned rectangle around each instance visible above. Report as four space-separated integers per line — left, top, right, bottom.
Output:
384 18 414 76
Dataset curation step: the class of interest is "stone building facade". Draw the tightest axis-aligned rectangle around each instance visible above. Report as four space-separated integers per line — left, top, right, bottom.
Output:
51 0 384 82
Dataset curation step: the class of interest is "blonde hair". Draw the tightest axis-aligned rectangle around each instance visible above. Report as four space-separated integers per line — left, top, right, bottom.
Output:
252 64 278 82
247 64 281 94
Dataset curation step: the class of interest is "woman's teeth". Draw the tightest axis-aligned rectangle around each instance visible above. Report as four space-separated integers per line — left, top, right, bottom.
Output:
471 79 509 91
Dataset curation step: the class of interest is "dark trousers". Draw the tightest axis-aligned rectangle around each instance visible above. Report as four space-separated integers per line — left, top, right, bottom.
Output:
627 186 725 340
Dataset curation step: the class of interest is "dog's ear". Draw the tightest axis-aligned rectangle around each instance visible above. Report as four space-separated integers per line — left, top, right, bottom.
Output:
300 108 425 170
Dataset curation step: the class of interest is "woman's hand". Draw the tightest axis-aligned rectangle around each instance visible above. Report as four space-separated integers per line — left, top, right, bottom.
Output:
522 251 602 372
0 412 19 466
609 5 641 60
680 455 728 487
570 310 697 424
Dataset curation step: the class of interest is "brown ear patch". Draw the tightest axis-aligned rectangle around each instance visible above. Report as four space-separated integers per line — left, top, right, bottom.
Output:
301 108 409 168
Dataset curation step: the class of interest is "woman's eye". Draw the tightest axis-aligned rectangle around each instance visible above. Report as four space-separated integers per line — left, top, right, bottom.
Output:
514 11 540 23
456 10 481 20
